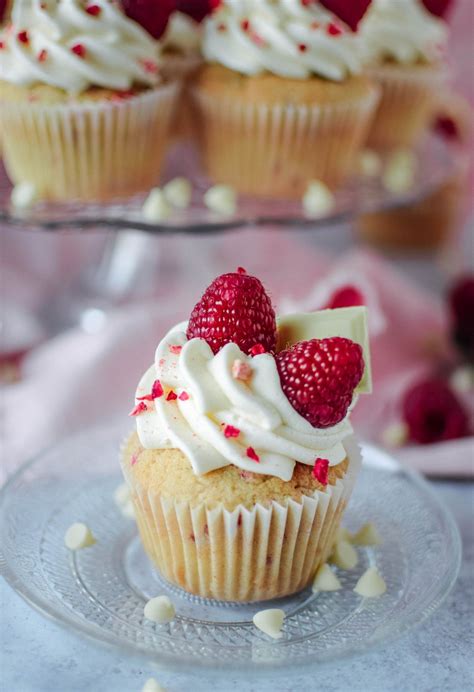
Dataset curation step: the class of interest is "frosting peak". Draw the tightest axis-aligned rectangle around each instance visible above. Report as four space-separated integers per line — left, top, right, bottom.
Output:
0 0 162 94
202 0 363 81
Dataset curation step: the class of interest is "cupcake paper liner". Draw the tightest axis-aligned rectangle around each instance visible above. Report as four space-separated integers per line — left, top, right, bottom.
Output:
121 436 362 602
162 55 202 144
191 87 379 198
0 82 179 201
365 63 446 150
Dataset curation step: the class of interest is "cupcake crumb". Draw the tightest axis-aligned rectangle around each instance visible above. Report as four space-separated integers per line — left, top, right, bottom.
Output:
163 177 192 209
204 184 237 215
64 522 96 551
144 595 175 624
354 566 387 597
253 608 285 639
302 180 335 217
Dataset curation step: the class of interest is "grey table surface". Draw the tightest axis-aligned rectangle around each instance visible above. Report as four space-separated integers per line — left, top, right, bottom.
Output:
1 480 473 692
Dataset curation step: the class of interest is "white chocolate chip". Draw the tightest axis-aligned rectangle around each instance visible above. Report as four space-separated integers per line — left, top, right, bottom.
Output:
204 184 237 215
121 499 135 519
142 188 172 222
64 522 96 551
11 182 38 210
358 149 382 178
330 539 358 570
351 523 382 547
114 482 130 507
450 365 474 394
144 595 175 624
383 150 417 194
142 678 166 692
302 180 335 217
253 608 285 639
354 567 387 597
381 422 408 448
335 526 353 543
163 177 192 209
312 563 342 592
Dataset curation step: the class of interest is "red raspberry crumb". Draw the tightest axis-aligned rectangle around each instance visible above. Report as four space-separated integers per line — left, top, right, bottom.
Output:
217 22 226 31
122 0 175 39
232 359 252 381
0 41 5 50
223 424 240 438
327 22 343 36
326 285 365 309
38 49 48 62
166 390 178 401
276 337 364 428
241 19 250 31
71 43 86 58
298 43 307 52
169 344 182 354
151 379 164 399
141 59 159 74
246 447 260 462
129 401 148 417
449 275 474 362
403 378 469 444
130 453 138 466
186 271 277 355
85 4 101 15
136 394 153 401
320 0 371 31
249 344 266 356
178 391 190 401
312 458 329 485
311 21 320 29
17 30 29 44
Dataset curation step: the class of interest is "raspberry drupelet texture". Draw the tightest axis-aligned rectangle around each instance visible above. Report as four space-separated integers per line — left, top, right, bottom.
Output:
276 337 364 428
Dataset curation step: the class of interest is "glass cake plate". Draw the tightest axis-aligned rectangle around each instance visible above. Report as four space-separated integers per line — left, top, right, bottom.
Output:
0 420 461 675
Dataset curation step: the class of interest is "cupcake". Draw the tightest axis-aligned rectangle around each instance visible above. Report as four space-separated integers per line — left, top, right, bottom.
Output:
121 269 372 602
359 0 449 149
191 1 379 198
0 0 179 201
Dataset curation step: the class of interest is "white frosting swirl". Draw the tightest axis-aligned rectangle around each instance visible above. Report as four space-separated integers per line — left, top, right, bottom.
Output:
360 0 448 65
162 11 201 55
135 322 354 481
202 0 362 81
0 0 161 94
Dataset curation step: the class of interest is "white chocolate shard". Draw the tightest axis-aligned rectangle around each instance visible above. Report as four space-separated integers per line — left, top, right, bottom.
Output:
204 184 237 215
144 595 175 624
253 608 285 639
312 563 342 592
142 678 166 692
142 188 172 222
383 150 417 194
302 180 335 217
11 182 38 210
358 149 382 178
354 567 387 597
163 177 192 209
381 422 408 448
330 539 358 570
352 523 382 546
64 522 96 551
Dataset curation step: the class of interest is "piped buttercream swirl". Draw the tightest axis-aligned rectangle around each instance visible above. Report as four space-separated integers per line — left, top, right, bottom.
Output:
202 0 362 81
0 0 161 94
135 322 354 481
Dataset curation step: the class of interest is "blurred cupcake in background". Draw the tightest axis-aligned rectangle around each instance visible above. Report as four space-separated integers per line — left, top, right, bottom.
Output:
0 0 179 201
360 0 451 149
192 0 379 198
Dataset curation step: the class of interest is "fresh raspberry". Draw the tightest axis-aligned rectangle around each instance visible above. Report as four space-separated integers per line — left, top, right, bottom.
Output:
176 0 215 22
449 275 474 362
403 378 469 444
276 338 364 428
320 0 371 31
421 0 454 18
325 285 365 309
186 270 276 355
121 0 176 39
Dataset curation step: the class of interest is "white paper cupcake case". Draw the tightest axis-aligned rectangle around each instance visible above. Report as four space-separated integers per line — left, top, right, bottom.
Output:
192 87 379 197
121 436 362 602
0 82 179 201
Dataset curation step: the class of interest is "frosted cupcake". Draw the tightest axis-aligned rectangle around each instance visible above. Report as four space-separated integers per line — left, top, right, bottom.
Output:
191 0 379 198
121 269 371 602
0 0 179 201
359 0 449 149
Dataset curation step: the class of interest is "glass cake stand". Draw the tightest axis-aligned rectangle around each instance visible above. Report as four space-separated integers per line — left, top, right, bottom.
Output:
0 420 461 676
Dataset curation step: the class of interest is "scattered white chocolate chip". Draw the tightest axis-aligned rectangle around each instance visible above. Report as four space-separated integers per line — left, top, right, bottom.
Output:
163 176 192 209
450 365 474 394
121 499 135 519
382 149 417 194
11 182 38 210
358 149 382 178
302 180 335 217
64 522 96 551
330 540 358 570
335 526 353 543
142 678 166 692
351 523 382 547
381 422 409 448
144 595 175 624
142 188 172 222
354 566 387 597
253 608 285 639
204 184 237 215
114 482 136 519
312 563 342 592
